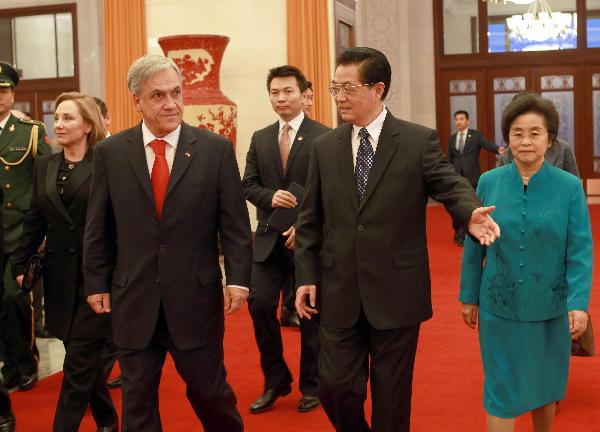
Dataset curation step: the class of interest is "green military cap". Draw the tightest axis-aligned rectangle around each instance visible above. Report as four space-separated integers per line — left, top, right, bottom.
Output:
0 61 19 88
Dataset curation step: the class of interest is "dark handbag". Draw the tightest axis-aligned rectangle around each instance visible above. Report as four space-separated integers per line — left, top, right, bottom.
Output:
571 315 595 357
21 253 44 293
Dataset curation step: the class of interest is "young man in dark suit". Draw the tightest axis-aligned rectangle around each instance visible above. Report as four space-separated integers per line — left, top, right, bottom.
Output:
447 110 504 244
84 55 253 432
243 65 329 414
294 47 501 432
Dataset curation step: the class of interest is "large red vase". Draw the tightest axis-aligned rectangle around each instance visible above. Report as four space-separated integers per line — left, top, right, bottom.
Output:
158 34 237 149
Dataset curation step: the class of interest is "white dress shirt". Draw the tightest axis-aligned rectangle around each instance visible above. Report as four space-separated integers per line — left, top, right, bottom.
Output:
278 111 305 146
141 120 248 291
351 107 388 168
455 128 468 151
0 113 11 134
142 120 180 175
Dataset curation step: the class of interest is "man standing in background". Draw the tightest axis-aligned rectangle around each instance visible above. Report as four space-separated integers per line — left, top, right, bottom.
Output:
447 110 503 245
0 61 52 392
243 65 328 414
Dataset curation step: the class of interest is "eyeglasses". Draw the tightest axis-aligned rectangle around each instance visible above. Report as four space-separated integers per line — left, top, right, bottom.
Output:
509 130 548 143
328 82 374 97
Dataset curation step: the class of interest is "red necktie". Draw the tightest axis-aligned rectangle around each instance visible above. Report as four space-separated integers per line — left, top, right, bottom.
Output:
150 139 169 219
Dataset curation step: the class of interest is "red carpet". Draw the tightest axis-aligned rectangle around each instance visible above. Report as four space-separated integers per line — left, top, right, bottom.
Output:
10 205 600 431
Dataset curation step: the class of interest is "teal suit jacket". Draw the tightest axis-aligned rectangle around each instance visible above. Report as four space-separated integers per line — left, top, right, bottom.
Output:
459 162 593 321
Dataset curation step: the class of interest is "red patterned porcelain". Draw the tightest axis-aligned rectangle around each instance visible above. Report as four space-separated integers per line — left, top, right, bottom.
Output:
158 34 237 149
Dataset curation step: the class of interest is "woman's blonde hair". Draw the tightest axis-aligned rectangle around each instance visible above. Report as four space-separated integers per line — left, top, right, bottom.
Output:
54 92 106 147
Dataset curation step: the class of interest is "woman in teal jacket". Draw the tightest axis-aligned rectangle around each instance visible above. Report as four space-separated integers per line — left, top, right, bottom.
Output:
459 93 593 432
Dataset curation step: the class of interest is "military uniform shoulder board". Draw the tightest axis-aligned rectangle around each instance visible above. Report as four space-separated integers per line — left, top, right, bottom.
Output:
18 118 46 129
18 118 45 158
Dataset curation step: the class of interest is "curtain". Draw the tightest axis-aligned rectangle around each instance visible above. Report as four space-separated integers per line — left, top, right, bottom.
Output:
287 0 333 127
103 0 146 134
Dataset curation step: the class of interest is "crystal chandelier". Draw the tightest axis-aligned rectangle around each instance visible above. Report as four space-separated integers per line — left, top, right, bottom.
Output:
504 0 573 42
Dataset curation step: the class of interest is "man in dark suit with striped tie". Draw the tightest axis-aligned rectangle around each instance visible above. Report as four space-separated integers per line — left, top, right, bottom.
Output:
243 65 329 414
447 110 503 244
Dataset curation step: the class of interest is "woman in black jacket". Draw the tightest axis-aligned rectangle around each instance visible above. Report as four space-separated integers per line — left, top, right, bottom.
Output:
11 92 117 432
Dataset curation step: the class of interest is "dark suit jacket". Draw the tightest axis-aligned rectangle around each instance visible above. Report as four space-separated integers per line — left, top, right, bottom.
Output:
242 117 329 262
295 112 481 330
447 129 499 186
83 122 252 350
11 151 111 341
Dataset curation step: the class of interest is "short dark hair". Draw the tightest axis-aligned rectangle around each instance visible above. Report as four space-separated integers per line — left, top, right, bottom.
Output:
93 96 109 119
267 65 308 93
454 110 469 119
501 92 559 144
335 47 391 100
306 81 313 90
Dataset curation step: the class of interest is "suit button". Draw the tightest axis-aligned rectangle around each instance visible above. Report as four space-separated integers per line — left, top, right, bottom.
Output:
4 184 10 189
68 248 75 254
356 225 364 232
5 202 11 208
519 245 525 250
159 244 166 252
155 276 160 283
3 166 8 171
69 226 75 232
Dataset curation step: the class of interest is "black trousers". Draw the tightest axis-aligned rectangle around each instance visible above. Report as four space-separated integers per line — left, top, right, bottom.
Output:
318 310 420 432
119 306 242 432
0 382 10 416
101 342 119 379
0 253 38 383
248 240 320 395
53 338 117 431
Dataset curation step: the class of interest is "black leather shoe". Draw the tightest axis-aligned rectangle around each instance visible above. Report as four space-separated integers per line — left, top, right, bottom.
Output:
298 395 320 412
249 387 291 413
0 412 15 432
18 373 38 391
1 376 19 392
107 376 122 389
280 307 300 328
96 423 118 432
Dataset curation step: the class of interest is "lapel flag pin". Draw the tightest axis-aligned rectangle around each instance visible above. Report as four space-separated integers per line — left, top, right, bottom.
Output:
297 136 304 141
9 124 15 132
185 152 191 158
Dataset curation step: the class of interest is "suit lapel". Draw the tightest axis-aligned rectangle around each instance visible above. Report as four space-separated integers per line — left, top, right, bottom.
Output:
165 123 195 198
358 114 400 212
61 149 92 207
46 153 74 224
267 122 284 181
0 115 19 154
125 124 154 205
336 124 359 212
284 118 310 178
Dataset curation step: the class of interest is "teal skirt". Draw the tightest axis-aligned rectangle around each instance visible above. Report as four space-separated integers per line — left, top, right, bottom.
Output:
478 308 571 418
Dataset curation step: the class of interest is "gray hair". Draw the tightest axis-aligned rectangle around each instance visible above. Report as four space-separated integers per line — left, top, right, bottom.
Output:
127 55 182 95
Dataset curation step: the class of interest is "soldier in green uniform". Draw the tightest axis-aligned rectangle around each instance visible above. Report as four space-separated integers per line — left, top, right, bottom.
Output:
0 61 52 391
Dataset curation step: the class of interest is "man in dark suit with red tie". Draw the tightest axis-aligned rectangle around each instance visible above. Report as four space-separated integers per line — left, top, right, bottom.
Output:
447 110 503 244
84 55 253 432
294 47 501 432
242 65 329 414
